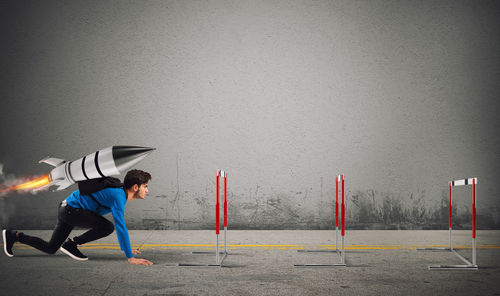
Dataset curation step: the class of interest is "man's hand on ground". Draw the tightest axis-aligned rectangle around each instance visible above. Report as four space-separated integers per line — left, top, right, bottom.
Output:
132 249 141 255
128 257 153 265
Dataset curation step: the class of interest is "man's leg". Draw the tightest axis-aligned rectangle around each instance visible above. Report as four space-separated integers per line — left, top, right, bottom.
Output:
15 204 73 255
55 205 113 260
60 207 114 245
5 203 114 260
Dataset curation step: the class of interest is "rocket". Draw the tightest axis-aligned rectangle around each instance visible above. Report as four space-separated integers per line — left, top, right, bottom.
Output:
38 146 155 191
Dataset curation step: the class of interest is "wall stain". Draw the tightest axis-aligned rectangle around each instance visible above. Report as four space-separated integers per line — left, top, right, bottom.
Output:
172 154 181 230
13 185 495 230
344 188 497 230
140 187 500 230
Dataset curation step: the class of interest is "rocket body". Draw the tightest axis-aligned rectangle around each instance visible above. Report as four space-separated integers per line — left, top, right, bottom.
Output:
40 146 155 191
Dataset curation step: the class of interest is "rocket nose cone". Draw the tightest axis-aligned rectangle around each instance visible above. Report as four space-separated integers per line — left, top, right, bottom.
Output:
113 146 155 154
112 146 156 172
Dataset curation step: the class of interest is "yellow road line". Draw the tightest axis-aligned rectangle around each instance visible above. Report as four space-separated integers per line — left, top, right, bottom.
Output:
6 243 500 251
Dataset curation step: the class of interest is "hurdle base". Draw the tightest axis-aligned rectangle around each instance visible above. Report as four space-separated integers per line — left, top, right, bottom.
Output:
425 248 478 270
190 251 227 255
294 250 345 267
428 264 478 270
416 248 452 251
294 263 346 267
174 263 223 267
172 253 228 267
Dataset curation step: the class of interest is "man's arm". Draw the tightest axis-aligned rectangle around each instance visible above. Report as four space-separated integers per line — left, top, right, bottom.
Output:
111 201 152 265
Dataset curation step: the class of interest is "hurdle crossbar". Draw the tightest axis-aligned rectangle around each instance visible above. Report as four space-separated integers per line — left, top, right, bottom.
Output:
417 177 478 270
294 174 346 267
173 170 229 267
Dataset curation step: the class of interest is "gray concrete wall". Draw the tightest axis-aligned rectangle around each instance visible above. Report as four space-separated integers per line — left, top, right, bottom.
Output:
1 0 499 230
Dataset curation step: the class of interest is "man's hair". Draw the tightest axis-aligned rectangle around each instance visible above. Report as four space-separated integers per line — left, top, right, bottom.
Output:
124 169 152 190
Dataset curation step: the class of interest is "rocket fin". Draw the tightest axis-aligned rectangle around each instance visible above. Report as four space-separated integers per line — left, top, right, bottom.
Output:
53 183 72 191
39 157 66 167
50 179 73 191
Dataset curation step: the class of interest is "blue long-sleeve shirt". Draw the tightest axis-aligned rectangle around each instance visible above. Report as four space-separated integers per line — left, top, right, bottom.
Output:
65 187 133 259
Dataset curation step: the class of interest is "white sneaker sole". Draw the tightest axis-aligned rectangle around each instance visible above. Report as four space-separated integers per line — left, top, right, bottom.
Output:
60 246 88 261
3 230 13 257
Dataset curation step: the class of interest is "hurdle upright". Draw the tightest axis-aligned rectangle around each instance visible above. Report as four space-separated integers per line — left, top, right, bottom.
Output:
416 177 478 270
294 174 346 267
174 170 229 267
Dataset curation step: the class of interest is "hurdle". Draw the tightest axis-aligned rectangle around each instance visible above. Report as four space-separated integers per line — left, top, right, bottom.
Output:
173 170 229 267
416 177 478 270
294 174 346 267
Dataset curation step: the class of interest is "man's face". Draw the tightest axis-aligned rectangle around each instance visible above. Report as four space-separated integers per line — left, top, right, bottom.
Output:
134 183 149 199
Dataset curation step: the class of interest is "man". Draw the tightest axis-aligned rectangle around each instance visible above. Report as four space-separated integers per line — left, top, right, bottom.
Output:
2 169 153 266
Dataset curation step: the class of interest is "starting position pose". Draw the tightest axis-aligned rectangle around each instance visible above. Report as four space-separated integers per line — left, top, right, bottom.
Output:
2 169 153 266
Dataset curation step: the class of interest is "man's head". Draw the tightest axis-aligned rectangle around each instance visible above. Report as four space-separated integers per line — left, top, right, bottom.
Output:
124 169 151 200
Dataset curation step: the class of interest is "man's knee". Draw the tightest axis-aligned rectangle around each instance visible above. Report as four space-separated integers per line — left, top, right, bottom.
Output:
103 222 114 235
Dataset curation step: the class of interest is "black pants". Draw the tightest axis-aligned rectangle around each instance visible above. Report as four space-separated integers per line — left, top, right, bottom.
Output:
18 202 115 254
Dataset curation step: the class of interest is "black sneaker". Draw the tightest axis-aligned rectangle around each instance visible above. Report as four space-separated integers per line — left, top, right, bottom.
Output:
60 239 88 261
2 229 16 257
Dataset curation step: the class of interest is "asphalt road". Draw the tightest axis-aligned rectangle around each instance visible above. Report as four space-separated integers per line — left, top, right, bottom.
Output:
1 230 499 295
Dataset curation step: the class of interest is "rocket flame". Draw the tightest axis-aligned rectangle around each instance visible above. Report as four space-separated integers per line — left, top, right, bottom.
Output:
11 174 51 191
0 174 51 193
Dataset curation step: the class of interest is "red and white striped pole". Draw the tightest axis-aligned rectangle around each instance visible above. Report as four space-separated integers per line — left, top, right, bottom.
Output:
216 170 220 264
335 176 339 251
449 181 452 250
341 174 345 264
472 178 476 265
224 172 228 254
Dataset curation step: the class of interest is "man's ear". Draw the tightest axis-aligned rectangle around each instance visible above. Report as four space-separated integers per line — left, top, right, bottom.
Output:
132 184 139 192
